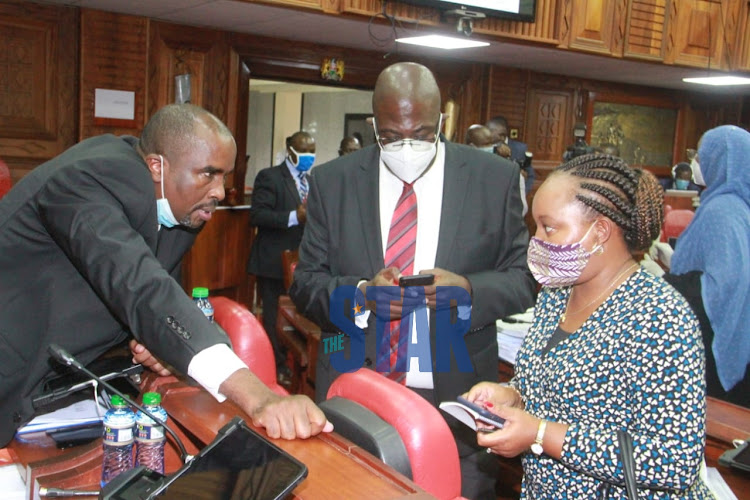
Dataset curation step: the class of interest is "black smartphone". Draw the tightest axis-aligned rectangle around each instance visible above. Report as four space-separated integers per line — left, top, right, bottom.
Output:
719 441 750 473
456 396 506 428
398 274 435 287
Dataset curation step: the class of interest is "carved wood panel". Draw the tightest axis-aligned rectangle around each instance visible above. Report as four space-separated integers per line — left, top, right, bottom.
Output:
624 0 668 60
732 0 750 71
665 0 729 68
525 89 573 162
0 1 77 182
79 9 148 139
567 0 619 55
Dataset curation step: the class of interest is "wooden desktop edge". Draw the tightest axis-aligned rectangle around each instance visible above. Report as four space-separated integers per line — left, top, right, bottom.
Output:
149 378 432 499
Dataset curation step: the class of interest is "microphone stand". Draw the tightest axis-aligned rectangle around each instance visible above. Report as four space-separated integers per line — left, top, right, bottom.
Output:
48 344 193 464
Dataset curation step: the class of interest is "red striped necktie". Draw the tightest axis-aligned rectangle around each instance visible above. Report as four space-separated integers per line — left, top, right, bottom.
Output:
381 181 417 384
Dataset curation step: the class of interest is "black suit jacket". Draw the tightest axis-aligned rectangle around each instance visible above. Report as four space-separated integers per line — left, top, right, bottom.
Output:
289 142 536 402
247 162 305 280
0 135 229 446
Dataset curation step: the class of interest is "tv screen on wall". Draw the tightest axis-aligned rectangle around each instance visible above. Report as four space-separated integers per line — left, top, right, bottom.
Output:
399 0 537 22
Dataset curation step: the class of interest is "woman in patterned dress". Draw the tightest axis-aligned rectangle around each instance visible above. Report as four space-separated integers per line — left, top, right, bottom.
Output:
466 154 711 498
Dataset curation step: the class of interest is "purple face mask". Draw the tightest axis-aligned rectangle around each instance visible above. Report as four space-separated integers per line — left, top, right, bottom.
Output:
527 224 600 287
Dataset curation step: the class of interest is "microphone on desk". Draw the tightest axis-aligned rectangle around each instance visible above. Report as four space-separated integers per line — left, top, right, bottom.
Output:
47 344 193 464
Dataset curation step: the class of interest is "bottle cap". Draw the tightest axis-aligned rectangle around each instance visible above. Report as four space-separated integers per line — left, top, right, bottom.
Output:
142 392 162 406
192 287 209 298
110 394 127 407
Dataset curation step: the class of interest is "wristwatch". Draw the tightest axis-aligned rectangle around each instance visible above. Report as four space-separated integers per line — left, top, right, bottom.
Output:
531 419 547 455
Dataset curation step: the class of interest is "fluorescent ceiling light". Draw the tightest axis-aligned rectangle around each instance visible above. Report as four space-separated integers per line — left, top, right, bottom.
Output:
395 35 490 50
682 76 750 86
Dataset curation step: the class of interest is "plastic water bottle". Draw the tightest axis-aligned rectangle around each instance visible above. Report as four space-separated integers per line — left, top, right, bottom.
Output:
135 392 168 473
192 287 214 322
101 394 135 486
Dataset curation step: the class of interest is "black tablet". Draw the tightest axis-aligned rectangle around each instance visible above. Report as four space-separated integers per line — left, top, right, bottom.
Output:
102 417 308 500
155 417 308 499
719 441 750 474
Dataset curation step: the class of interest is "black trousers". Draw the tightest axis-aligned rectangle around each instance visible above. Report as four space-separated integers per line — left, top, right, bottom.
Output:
411 387 500 500
256 276 287 370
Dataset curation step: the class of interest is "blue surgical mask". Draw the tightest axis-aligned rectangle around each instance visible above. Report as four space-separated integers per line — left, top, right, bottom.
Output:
675 179 690 190
478 146 495 154
156 154 179 228
290 147 315 172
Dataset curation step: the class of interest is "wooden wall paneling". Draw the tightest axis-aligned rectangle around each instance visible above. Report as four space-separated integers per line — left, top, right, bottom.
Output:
665 0 728 68
486 66 530 141
79 9 148 139
567 0 619 55
624 0 668 60
148 22 230 124
731 0 750 71
225 50 251 199
525 88 574 163
0 1 78 182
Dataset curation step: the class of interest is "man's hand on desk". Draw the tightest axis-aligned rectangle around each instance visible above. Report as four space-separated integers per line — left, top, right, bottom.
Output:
130 339 172 377
220 368 333 440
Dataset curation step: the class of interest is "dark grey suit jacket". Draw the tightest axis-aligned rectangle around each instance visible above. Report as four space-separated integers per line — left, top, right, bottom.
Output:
247 162 305 280
0 135 229 446
289 142 536 403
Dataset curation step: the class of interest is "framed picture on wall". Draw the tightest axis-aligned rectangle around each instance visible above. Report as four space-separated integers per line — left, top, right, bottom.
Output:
587 92 683 174
344 113 376 148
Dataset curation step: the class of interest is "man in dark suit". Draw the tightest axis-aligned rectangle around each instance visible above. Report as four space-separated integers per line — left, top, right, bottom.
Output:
0 104 330 446
290 63 536 499
247 131 315 378
486 115 535 194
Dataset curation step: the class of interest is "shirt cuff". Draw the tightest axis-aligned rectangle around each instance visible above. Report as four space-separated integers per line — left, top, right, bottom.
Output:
187 344 248 402
288 210 299 227
355 279 370 328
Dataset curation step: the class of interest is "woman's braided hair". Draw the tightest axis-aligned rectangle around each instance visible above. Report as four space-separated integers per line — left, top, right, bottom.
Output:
555 153 663 252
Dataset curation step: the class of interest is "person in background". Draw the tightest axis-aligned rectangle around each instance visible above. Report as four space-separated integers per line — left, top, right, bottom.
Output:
247 131 315 384
291 62 536 499
667 125 750 407
486 115 535 194
338 136 361 156
466 124 527 216
466 153 710 498
660 162 702 192
0 105 331 446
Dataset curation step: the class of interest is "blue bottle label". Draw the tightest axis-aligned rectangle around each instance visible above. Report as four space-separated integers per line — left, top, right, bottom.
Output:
103 426 133 445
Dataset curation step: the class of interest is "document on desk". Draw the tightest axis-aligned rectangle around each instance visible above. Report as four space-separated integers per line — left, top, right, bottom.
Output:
16 399 106 434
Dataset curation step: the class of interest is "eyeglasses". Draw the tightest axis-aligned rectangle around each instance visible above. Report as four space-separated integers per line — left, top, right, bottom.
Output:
373 114 442 152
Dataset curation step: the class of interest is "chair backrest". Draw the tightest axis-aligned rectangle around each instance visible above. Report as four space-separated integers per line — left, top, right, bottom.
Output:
210 296 288 396
662 207 695 242
326 369 462 500
0 158 11 200
282 249 299 291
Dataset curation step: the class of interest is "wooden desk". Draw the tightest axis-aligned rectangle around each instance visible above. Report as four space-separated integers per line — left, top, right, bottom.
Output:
8 378 429 500
153 380 432 500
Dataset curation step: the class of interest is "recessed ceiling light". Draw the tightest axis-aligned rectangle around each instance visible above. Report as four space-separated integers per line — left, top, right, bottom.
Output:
682 76 750 86
395 35 490 50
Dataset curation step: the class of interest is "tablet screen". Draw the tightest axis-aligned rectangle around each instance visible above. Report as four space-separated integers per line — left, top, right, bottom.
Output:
157 419 307 500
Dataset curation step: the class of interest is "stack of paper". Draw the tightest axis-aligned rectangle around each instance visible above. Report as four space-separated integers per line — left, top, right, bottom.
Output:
16 399 106 435
496 308 534 365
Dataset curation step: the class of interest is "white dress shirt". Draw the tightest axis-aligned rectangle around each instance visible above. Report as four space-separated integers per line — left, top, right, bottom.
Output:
356 141 446 389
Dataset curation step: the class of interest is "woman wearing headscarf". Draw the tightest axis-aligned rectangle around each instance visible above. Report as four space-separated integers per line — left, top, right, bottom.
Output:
464 154 710 498
667 125 750 407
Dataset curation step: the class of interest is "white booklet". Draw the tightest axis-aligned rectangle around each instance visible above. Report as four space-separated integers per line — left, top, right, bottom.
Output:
439 398 505 431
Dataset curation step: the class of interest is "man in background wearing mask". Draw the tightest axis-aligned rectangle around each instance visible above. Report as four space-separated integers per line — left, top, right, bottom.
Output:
465 124 528 216
486 114 535 195
0 105 331 447
290 63 535 499
660 162 702 192
247 131 315 383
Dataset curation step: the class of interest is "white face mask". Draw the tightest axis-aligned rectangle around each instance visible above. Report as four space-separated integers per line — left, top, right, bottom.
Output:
156 154 179 228
380 142 438 184
690 158 706 186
